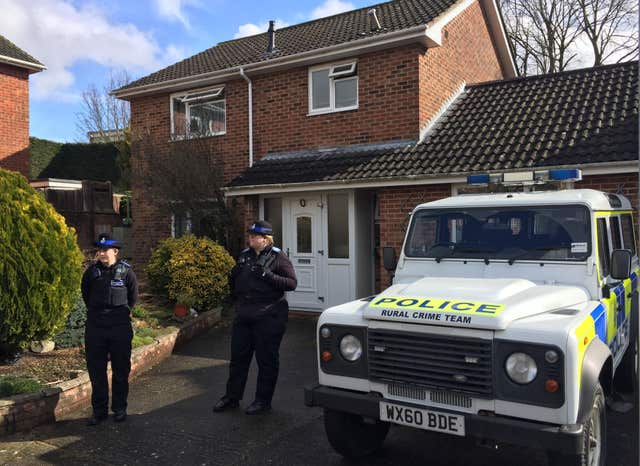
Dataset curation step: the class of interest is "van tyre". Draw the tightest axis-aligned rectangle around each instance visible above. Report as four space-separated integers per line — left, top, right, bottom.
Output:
547 384 606 466
324 409 390 459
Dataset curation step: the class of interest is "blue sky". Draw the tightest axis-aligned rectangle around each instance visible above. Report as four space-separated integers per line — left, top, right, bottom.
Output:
1 0 373 142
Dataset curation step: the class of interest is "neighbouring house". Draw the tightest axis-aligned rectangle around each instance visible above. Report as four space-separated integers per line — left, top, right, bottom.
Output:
114 0 638 311
0 34 45 177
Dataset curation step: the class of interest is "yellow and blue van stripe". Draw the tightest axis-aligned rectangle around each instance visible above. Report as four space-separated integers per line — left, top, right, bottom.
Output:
575 266 639 385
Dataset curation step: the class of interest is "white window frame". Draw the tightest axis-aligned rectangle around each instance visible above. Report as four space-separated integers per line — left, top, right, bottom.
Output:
308 60 358 115
170 86 226 140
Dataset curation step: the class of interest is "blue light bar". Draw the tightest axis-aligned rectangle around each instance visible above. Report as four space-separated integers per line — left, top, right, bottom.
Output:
467 174 491 185
549 169 582 182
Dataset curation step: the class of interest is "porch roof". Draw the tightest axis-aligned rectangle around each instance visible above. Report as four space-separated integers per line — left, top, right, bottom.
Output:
228 61 638 190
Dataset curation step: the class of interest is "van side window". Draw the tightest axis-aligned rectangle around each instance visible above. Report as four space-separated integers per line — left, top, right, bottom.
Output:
597 218 610 278
610 216 622 250
621 214 637 255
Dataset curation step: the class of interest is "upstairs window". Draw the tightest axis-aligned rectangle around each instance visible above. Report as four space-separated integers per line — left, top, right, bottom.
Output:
309 61 358 114
171 87 226 139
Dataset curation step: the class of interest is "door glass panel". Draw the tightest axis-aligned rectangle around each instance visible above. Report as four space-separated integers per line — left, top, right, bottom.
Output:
610 216 622 250
621 215 636 254
263 198 283 247
597 218 610 278
297 216 312 253
328 193 349 258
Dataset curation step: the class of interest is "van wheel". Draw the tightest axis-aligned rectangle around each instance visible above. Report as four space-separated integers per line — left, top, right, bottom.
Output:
324 409 390 459
548 384 606 466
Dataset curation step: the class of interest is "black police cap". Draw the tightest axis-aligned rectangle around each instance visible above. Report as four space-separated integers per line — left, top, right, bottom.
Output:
95 233 122 249
247 220 273 235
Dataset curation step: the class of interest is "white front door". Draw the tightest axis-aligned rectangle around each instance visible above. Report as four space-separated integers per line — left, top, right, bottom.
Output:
285 197 325 310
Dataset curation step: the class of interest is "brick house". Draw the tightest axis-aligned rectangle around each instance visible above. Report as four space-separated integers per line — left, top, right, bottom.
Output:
114 0 638 311
0 35 45 177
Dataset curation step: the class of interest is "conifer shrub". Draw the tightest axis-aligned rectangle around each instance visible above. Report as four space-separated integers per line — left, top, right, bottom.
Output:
53 296 87 349
146 235 234 311
0 169 83 354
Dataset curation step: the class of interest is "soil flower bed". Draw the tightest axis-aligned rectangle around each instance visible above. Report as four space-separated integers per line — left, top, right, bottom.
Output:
0 298 176 397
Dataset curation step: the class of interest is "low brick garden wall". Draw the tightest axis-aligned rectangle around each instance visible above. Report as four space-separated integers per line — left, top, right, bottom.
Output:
0 309 221 437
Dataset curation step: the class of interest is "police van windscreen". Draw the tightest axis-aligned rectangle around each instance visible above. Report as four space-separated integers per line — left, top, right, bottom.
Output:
404 205 591 262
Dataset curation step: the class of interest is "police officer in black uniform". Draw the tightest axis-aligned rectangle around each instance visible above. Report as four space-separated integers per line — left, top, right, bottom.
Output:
81 233 138 425
213 220 297 415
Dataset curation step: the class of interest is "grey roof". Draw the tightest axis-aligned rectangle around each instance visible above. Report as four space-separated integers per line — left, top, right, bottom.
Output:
0 35 43 68
118 0 457 92
228 61 639 188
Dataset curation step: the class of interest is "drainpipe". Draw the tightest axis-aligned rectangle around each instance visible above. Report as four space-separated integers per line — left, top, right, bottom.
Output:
239 67 253 167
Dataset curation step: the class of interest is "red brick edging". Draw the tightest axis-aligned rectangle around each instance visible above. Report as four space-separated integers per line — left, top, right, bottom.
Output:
0 309 221 437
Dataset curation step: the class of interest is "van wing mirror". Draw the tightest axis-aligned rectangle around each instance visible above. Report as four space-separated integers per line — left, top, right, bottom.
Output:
383 247 397 272
610 249 632 280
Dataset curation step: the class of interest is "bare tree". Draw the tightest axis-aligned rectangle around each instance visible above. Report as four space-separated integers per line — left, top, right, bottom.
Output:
76 70 131 141
577 0 639 65
500 0 583 76
75 70 132 191
133 130 242 250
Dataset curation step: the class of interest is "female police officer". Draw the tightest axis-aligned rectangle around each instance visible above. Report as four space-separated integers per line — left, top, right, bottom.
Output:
213 220 297 415
81 233 138 425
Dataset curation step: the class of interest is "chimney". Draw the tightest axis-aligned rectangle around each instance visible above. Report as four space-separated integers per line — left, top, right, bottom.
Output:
367 8 381 31
267 20 276 53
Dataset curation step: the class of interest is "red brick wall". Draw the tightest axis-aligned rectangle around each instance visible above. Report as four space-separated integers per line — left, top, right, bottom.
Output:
127 2 506 271
418 1 504 130
377 184 452 290
0 64 30 177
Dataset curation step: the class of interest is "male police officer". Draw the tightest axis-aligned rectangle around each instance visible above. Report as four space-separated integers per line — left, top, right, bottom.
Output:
81 233 138 425
213 220 297 415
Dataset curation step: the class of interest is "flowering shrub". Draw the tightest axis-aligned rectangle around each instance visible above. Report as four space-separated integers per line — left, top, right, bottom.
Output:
146 235 234 311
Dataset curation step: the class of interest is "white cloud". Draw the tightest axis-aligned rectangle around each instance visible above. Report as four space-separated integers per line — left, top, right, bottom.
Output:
0 0 185 101
310 0 354 20
234 20 290 39
154 0 202 29
233 0 354 39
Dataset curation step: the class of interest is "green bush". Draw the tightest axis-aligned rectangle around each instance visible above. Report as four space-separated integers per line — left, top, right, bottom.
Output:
146 235 234 311
131 304 149 319
0 376 44 397
53 296 87 349
132 335 155 348
0 169 83 354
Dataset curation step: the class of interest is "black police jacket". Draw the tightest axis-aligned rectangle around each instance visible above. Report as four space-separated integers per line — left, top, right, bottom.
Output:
81 260 138 327
229 245 297 316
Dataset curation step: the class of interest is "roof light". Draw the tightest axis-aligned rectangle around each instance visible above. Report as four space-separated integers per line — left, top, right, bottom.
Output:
467 174 490 185
548 169 582 182
467 173 503 185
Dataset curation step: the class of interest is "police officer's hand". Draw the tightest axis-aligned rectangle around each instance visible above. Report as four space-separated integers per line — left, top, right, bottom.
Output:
251 266 266 279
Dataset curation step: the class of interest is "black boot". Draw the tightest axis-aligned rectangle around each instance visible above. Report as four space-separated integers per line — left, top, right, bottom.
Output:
86 413 108 426
245 400 271 415
213 396 239 413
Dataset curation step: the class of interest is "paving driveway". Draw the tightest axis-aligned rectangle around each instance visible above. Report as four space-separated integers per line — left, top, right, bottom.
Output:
0 315 637 466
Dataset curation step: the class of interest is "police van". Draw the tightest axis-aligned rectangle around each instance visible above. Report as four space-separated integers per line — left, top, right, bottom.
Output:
305 169 638 466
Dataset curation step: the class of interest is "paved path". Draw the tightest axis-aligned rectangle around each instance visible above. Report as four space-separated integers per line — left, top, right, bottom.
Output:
0 316 636 466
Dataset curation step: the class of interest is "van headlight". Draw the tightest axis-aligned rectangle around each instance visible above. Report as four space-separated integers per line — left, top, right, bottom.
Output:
339 334 363 361
505 352 538 384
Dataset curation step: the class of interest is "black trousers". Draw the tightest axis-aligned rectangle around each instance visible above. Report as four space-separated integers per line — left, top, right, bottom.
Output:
85 322 133 416
225 301 288 404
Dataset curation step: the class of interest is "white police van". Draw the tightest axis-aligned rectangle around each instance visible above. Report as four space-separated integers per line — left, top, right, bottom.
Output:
305 169 639 466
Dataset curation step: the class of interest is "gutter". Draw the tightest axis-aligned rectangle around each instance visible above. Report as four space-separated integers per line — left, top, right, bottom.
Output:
0 54 46 73
239 68 254 167
223 160 640 196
